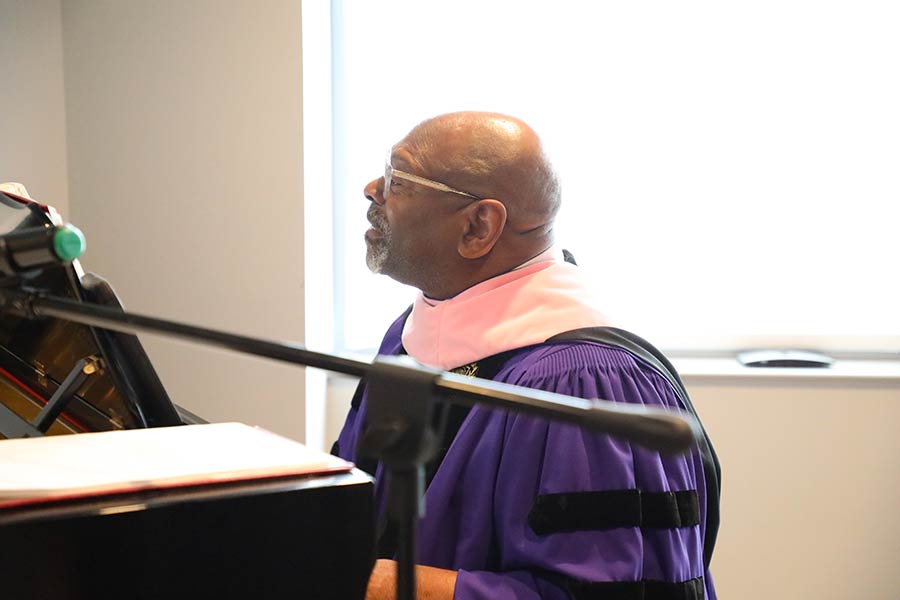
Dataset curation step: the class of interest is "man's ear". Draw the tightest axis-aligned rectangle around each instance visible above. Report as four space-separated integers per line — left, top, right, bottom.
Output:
458 199 507 259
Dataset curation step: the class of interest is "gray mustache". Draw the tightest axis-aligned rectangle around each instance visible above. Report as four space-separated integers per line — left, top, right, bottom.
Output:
367 209 388 231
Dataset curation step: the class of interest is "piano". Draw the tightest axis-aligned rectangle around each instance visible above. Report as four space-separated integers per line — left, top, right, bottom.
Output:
0 190 375 599
0 189 186 437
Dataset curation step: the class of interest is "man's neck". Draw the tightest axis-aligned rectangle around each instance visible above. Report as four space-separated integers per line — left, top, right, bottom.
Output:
420 246 557 301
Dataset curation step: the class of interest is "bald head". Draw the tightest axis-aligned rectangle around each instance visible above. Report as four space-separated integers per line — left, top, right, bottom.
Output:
403 112 561 240
365 112 562 298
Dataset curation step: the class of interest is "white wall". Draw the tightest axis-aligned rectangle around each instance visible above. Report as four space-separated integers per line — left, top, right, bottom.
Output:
689 377 900 600
60 0 307 440
0 0 69 214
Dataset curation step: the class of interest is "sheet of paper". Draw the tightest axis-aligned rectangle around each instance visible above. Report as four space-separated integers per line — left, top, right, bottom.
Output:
0 422 353 502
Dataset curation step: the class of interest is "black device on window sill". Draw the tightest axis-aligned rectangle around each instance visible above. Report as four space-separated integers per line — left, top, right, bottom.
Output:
737 349 834 368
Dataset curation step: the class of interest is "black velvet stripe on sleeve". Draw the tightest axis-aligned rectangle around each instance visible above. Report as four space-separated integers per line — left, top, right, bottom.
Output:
642 489 701 528
528 490 700 535
566 576 704 600
546 326 721 571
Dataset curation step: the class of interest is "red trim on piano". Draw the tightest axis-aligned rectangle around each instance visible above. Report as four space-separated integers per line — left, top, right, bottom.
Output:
0 365 87 433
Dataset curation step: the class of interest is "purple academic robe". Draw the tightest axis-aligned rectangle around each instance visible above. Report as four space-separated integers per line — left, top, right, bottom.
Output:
337 313 717 600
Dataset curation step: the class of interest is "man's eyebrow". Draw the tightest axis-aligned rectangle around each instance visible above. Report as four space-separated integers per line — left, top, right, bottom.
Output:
390 147 423 172
391 160 415 173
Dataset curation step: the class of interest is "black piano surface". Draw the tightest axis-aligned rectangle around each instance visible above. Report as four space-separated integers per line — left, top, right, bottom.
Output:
0 469 375 599
0 191 376 598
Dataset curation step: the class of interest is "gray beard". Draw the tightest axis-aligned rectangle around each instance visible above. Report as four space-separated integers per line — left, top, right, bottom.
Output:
366 239 389 273
365 213 391 273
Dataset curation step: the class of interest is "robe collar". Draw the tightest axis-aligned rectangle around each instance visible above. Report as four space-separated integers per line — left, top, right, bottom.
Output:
401 249 611 370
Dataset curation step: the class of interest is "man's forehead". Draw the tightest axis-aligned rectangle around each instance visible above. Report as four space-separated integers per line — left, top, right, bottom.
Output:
392 124 465 171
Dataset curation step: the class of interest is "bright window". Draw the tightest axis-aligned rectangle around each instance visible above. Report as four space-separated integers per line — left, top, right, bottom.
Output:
329 0 900 354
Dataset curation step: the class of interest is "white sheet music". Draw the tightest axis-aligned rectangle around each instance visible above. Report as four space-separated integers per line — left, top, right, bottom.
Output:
0 422 353 502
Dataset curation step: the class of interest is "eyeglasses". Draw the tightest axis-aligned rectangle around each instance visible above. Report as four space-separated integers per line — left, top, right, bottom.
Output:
384 156 482 200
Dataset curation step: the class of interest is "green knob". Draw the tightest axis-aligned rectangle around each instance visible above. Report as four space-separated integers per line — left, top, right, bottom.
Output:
53 225 87 261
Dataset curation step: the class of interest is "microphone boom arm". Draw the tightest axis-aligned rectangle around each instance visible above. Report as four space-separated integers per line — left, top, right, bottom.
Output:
0 287 699 454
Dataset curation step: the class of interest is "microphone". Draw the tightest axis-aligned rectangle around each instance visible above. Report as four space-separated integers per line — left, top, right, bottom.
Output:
0 224 86 275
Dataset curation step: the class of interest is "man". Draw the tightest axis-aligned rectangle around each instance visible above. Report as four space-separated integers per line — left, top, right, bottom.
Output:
334 112 719 600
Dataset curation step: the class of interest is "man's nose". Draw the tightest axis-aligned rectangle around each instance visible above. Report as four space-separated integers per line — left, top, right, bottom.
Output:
364 177 385 205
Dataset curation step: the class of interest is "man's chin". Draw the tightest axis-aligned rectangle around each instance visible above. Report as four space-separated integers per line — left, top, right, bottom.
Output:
365 248 388 274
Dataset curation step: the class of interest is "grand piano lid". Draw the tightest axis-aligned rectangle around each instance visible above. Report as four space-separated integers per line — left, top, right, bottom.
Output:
0 191 184 439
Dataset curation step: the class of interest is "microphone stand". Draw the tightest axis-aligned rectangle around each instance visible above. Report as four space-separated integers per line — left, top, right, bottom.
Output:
0 285 701 600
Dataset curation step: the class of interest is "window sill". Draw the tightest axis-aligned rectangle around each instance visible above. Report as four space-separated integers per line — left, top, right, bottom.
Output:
672 357 900 387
